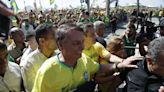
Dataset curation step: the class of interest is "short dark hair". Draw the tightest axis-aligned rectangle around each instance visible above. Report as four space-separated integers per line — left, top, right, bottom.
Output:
128 24 136 31
56 23 84 43
35 23 53 44
25 32 35 42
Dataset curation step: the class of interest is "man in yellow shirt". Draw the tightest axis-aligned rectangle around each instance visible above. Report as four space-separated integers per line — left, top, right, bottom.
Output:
21 23 57 92
82 23 139 92
82 23 127 64
159 10 164 21
32 24 142 92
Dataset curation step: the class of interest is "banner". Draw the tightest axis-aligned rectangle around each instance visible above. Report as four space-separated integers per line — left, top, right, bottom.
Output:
10 0 19 13
50 0 55 5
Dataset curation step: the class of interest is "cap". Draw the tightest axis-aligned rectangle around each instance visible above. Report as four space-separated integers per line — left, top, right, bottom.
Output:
9 27 21 35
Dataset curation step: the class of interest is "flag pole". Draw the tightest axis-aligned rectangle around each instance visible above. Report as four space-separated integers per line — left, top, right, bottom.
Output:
39 0 42 10
33 0 37 11
23 0 27 12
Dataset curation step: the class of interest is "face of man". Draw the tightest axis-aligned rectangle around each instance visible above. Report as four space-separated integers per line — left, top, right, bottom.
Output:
12 31 25 44
127 27 135 37
44 30 57 51
84 27 96 48
61 30 84 61
97 25 105 37
160 26 164 36
0 49 8 75
29 16 35 23
147 51 164 78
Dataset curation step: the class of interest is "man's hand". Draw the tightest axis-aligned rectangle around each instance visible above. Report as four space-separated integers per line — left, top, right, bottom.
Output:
159 86 164 92
117 56 143 69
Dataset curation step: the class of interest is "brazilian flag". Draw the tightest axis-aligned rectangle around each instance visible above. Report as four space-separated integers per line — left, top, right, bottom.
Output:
50 0 55 5
10 0 19 13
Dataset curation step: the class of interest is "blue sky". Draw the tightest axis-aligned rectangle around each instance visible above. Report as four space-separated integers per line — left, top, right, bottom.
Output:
2 0 164 10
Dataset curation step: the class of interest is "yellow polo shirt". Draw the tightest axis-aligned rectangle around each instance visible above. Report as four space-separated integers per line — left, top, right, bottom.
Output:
32 53 99 92
83 42 110 64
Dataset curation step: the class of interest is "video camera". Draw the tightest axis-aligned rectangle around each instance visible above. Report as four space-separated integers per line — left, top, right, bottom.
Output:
136 21 158 43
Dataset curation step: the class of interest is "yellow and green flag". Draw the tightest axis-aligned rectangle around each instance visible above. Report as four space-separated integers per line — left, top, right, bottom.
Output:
10 0 19 13
50 0 55 5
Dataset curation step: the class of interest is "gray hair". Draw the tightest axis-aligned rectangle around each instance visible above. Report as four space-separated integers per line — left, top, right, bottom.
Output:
147 37 164 62
56 23 84 43
93 21 105 31
82 23 93 35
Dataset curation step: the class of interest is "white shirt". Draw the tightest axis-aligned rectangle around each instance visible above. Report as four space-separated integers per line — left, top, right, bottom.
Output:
20 49 48 92
20 46 33 66
0 62 22 92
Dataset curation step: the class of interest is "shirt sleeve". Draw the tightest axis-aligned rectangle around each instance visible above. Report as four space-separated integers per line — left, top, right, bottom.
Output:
21 60 36 92
95 42 110 58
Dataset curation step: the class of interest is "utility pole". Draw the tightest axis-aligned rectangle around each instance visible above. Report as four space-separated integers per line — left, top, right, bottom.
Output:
39 0 42 10
136 0 140 29
23 0 27 12
85 0 90 13
106 0 110 17
137 0 139 17
33 0 37 11
80 0 84 9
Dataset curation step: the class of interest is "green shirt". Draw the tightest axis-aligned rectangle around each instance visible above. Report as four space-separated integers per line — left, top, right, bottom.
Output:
124 36 136 57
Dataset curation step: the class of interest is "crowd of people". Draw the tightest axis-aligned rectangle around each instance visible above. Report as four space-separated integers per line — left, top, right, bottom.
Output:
1 1 164 92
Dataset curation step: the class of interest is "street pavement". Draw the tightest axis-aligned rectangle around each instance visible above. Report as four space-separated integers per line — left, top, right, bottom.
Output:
104 17 159 56
104 17 159 42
